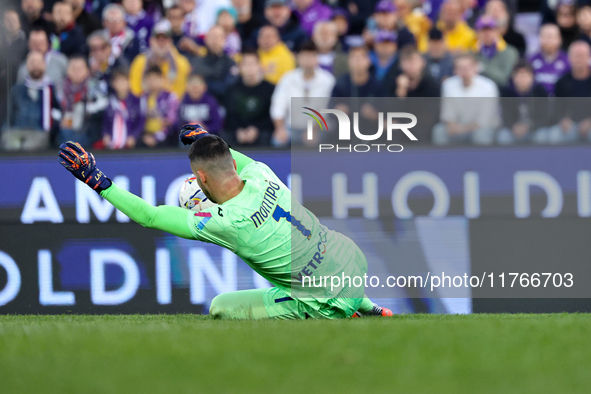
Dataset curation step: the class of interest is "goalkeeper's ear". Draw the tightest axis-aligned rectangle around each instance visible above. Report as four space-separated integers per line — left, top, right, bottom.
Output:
196 170 207 185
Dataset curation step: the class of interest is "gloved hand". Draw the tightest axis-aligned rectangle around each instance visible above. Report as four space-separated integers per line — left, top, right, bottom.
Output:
58 141 112 193
179 123 209 145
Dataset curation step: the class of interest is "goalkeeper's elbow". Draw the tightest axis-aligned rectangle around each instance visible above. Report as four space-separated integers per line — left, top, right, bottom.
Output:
134 211 159 229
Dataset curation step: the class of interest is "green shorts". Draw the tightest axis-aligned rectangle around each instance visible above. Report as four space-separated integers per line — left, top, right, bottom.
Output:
263 287 364 319
209 286 364 320
209 244 368 320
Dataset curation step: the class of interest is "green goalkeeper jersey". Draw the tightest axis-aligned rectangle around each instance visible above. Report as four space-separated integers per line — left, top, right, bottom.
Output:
101 149 367 313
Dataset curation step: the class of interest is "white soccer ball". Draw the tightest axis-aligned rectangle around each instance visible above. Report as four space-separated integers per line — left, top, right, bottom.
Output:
179 176 217 212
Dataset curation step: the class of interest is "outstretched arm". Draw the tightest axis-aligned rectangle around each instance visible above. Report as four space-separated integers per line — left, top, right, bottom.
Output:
58 141 196 240
101 183 195 239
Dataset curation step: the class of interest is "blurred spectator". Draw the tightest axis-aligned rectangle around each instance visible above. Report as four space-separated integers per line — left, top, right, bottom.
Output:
88 30 129 84
140 65 179 147
312 21 348 77
473 16 518 88
178 0 197 37
129 21 191 98
551 41 591 143
331 8 353 49
394 0 431 52
365 0 415 49
390 45 440 143
122 0 154 52
292 0 332 37
541 0 561 25
262 0 308 51
190 25 239 101
498 60 549 145
332 45 385 97
178 74 222 136
20 0 54 35
223 49 275 146
424 27 453 82
257 25 296 84
166 5 193 57
556 0 577 51
436 0 476 52
331 45 383 145
179 0 232 40
4 51 61 150
0 8 27 127
51 2 87 57
370 30 399 81
58 56 90 145
433 53 499 145
85 31 118 146
577 5 591 47
64 0 101 36
336 0 377 36
271 41 335 146
422 0 442 22
217 7 242 57
85 0 110 20
142 0 162 22
102 4 140 63
390 46 440 97
175 30 201 59
484 0 526 57
1 9 28 83
233 0 264 45
457 0 479 27
102 69 144 149
528 24 569 96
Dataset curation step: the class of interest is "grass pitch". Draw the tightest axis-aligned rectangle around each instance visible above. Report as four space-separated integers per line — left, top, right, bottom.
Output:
1 314 590 393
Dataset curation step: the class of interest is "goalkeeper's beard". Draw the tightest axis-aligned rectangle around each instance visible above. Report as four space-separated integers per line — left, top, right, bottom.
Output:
197 178 218 204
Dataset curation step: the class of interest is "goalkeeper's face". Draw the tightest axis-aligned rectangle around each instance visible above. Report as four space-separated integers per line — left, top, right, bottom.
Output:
195 173 216 204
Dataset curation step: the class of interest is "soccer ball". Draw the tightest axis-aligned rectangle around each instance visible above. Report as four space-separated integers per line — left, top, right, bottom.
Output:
179 176 217 212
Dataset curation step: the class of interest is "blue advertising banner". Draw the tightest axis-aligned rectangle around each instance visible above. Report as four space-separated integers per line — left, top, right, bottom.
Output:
2 146 591 314
3 145 591 224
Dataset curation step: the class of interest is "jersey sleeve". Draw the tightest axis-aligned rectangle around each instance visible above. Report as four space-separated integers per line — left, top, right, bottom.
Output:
187 205 237 250
100 183 195 239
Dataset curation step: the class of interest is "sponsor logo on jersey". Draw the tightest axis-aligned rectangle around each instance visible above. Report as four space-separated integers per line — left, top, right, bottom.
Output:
293 229 328 282
195 211 212 230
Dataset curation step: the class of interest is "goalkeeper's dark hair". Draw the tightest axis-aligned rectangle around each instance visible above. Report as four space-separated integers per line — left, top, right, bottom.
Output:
188 135 234 172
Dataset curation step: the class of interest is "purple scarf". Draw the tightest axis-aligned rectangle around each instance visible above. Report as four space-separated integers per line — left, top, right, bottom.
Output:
480 43 498 59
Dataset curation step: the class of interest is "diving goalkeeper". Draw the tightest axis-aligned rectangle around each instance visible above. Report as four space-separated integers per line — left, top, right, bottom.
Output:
57 124 392 319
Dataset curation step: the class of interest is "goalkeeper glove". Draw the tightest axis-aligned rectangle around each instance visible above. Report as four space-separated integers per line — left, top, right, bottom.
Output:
58 141 112 193
179 123 209 145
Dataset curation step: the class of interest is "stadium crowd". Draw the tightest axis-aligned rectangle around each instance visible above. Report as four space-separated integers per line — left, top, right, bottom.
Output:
1 0 590 149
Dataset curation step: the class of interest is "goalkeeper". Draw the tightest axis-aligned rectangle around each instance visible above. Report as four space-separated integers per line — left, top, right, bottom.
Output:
58 124 392 319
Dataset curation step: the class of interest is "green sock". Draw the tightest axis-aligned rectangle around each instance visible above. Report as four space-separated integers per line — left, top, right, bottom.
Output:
357 295 375 313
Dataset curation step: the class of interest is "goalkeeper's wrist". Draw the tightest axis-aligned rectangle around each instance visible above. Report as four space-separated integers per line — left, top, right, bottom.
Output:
99 180 115 197
85 168 112 194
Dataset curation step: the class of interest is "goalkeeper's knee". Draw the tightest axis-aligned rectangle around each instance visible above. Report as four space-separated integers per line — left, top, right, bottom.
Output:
209 293 232 319
209 292 268 319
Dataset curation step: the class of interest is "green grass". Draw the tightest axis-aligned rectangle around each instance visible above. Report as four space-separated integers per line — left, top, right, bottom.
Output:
1 314 590 393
